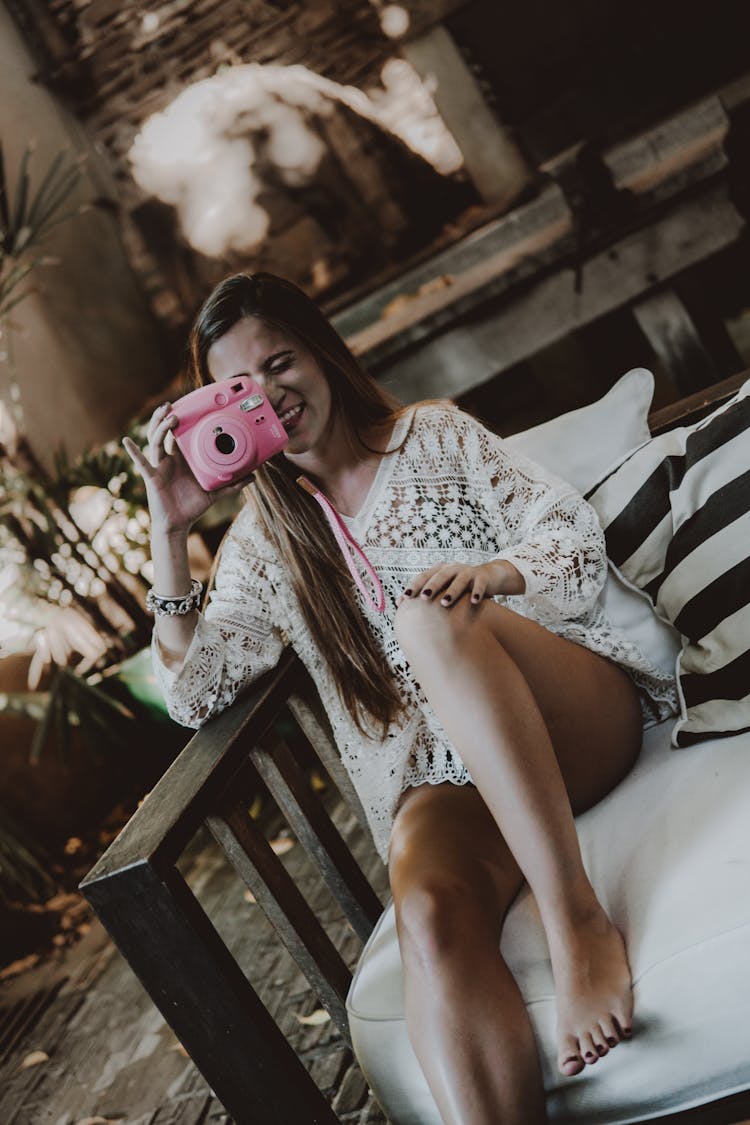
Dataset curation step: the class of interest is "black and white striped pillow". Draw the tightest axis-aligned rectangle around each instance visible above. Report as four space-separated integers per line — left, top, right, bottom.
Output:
587 381 750 746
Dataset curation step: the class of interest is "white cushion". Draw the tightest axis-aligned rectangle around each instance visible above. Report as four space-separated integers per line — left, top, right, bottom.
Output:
504 367 655 494
348 720 750 1123
505 365 681 682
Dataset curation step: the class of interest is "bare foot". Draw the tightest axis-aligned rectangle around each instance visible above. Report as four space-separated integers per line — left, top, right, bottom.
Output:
546 903 633 1077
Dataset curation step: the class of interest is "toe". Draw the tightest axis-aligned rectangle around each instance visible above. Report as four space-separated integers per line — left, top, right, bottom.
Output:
579 1032 599 1065
593 1024 610 1056
614 995 634 1036
558 1034 584 1077
600 1015 621 1047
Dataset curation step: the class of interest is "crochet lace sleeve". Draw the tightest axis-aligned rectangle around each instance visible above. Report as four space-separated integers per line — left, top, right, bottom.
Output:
152 516 285 728
457 411 608 618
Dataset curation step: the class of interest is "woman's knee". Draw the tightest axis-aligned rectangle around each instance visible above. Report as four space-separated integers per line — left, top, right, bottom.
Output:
395 871 492 965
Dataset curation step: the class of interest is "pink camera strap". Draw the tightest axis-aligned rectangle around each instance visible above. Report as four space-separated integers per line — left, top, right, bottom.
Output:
298 476 386 614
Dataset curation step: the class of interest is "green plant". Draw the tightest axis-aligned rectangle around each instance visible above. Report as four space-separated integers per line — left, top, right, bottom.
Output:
0 420 154 677
0 140 153 675
0 809 54 902
0 142 161 903
0 142 83 318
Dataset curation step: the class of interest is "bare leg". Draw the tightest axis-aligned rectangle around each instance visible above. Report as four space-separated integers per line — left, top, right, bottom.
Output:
394 596 642 1079
389 784 545 1125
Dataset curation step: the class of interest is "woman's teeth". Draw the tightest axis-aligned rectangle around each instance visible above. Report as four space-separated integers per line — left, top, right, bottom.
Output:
279 403 303 430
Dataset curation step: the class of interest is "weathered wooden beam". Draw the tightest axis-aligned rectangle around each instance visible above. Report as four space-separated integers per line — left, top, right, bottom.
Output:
81 650 303 877
287 694 376 843
648 369 748 435
334 183 571 344
83 860 339 1125
399 23 531 208
251 733 384 942
206 766 354 1042
604 96 729 203
369 182 743 402
633 287 721 395
335 92 739 372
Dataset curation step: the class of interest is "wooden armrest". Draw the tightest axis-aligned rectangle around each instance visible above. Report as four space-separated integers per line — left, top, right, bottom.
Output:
80 647 382 1124
648 369 748 434
83 649 303 879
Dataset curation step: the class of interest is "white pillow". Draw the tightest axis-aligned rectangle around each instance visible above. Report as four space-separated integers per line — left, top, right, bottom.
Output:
505 367 654 493
505 366 681 680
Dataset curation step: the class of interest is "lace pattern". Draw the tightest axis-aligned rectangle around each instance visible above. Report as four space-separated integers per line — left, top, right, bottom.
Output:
153 403 677 862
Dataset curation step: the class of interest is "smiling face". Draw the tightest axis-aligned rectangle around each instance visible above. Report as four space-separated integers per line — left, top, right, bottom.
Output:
206 316 336 464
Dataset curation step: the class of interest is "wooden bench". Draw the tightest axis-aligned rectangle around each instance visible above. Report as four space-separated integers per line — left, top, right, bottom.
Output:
81 370 750 1125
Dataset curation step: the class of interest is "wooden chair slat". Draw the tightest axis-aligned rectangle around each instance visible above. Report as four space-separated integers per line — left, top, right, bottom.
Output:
252 733 383 941
207 765 353 1041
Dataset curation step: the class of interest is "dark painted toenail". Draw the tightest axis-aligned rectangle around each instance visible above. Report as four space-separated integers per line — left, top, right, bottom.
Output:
596 1045 607 1055
585 1052 596 1060
623 1027 632 1037
607 1037 617 1047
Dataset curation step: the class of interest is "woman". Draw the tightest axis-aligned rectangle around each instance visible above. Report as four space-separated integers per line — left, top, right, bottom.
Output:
124 272 676 1125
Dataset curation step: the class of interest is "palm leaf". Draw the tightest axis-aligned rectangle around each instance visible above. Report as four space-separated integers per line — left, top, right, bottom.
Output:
0 287 33 317
54 676 71 765
28 168 81 242
24 150 66 229
0 813 54 903
0 142 10 234
10 146 31 241
0 259 34 304
29 682 56 764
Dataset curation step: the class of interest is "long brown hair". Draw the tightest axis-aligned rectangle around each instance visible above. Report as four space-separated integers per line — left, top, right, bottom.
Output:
189 272 407 736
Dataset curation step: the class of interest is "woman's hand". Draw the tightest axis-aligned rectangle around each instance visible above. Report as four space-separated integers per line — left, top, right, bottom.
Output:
399 560 525 607
123 402 252 535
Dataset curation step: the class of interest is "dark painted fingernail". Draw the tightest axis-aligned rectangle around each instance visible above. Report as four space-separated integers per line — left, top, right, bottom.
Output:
422 588 432 596
404 588 412 597
441 596 451 605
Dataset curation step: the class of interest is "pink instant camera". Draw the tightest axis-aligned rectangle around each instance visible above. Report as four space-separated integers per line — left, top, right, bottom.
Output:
171 375 288 491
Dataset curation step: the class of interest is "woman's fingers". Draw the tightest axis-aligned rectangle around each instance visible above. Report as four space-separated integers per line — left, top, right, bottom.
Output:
122 435 152 478
438 571 472 605
404 563 446 598
148 412 178 466
402 564 492 606
439 568 491 606
146 402 171 444
469 574 488 604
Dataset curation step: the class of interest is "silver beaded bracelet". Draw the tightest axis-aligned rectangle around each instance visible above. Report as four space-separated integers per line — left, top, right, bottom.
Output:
146 578 203 617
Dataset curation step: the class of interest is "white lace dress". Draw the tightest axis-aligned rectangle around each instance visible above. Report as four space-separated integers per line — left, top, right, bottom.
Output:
153 403 677 862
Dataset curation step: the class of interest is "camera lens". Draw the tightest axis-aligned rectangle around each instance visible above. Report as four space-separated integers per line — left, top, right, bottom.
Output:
214 431 236 455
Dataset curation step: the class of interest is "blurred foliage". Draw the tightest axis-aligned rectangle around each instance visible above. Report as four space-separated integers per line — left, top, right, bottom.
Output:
0 142 83 318
0 142 168 904
0 809 54 903
0 418 154 677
